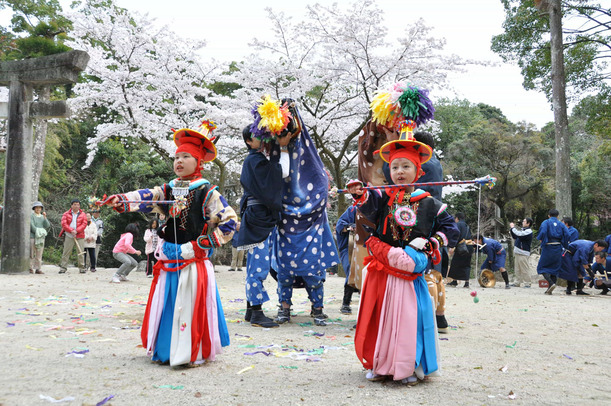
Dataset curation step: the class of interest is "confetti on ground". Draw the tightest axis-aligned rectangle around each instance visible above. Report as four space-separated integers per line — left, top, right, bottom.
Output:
39 394 75 403
505 341 517 348
563 354 574 360
237 365 254 375
499 365 508 373
26 344 42 351
279 366 298 369
154 385 184 390
96 395 115 406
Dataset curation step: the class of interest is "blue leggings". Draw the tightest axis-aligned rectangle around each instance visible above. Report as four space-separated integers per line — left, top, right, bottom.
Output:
245 236 273 306
277 269 325 308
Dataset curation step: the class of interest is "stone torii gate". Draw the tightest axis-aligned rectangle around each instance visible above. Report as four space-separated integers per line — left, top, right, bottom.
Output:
0 50 89 274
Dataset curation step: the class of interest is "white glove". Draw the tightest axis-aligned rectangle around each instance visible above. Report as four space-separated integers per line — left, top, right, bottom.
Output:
409 237 428 251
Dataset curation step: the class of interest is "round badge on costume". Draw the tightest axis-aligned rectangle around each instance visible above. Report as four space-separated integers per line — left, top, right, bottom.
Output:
394 206 416 227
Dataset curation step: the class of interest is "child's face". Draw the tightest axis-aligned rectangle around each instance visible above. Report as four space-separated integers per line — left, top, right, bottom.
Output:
246 136 262 150
595 255 605 264
390 157 417 185
174 152 200 178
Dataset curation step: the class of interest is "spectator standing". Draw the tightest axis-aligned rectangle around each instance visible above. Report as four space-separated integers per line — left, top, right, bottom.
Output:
29 201 50 274
509 218 534 288
228 221 244 272
59 199 87 274
92 209 104 264
83 213 98 272
143 218 159 278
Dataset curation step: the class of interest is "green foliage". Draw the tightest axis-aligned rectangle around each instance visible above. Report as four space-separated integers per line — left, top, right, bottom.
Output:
492 0 611 102
0 0 72 60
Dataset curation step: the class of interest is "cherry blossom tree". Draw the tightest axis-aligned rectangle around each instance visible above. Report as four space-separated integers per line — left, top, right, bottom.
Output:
210 0 472 212
65 0 216 169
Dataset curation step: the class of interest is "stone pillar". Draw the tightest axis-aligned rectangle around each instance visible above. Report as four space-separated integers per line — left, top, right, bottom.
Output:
2 81 33 273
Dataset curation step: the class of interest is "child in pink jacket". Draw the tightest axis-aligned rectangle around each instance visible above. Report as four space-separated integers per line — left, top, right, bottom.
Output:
111 223 141 283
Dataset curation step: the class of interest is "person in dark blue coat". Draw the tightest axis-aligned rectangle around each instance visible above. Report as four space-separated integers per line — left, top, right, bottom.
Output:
562 217 579 243
559 239 609 295
236 125 291 328
335 193 359 314
536 209 570 295
592 251 611 294
474 235 510 289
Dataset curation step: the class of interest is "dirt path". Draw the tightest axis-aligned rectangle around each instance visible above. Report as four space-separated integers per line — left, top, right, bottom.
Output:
1 264 609 405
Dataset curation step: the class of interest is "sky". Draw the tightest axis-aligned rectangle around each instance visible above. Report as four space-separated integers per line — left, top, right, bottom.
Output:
111 0 553 128
1 0 554 128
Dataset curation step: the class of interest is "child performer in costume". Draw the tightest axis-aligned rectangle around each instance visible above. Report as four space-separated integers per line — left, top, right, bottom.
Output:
348 84 458 384
104 120 237 367
236 115 292 328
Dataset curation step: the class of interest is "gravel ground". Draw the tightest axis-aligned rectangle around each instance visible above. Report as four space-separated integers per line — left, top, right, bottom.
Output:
1 264 609 406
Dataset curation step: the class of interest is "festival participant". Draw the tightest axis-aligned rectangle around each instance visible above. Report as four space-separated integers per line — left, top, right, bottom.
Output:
473 234 510 289
447 212 473 288
266 97 338 327
536 209 570 295
562 217 579 243
509 218 534 288
592 251 611 295
383 131 451 332
350 83 458 385
144 218 160 278
559 239 608 295
335 182 361 314
605 234 611 254
104 120 237 367
236 116 292 328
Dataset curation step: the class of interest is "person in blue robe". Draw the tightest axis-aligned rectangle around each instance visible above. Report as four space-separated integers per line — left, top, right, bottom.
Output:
559 239 609 295
236 126 291 328
592 251 611 294
336 202 358 314
474 235 510 289
536 209 570 294
271 100 339 327
562 217 579 243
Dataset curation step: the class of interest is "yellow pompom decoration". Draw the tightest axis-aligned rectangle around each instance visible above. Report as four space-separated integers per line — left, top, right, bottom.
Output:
370 91 395 126
256 95 286 134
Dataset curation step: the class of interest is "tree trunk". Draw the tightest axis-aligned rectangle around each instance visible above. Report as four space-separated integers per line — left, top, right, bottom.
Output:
541 0 573 218
31 86 50 202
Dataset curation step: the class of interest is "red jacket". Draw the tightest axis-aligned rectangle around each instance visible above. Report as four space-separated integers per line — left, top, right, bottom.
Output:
60 209 87 239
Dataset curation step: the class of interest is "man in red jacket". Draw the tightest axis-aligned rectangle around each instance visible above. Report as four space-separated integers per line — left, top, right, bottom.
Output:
59 199 88 274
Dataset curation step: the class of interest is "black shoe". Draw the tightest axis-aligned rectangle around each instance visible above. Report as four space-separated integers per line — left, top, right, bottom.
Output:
505 285 511 289
276 307 291 324
244 308 252 322
566 290 572 295
228 268 236 272
340 304 352 314
436 315 448 333
447 280 458 286
545 284 556 295
312 308 327 326
250 310 279 328
463 282 470 288
310 305 328 319
600 290 608 295
576 290 589 296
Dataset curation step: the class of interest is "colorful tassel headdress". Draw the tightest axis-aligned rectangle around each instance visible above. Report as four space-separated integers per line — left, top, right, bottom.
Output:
173 119 218 163
250 94 293 143
370 82 435 135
